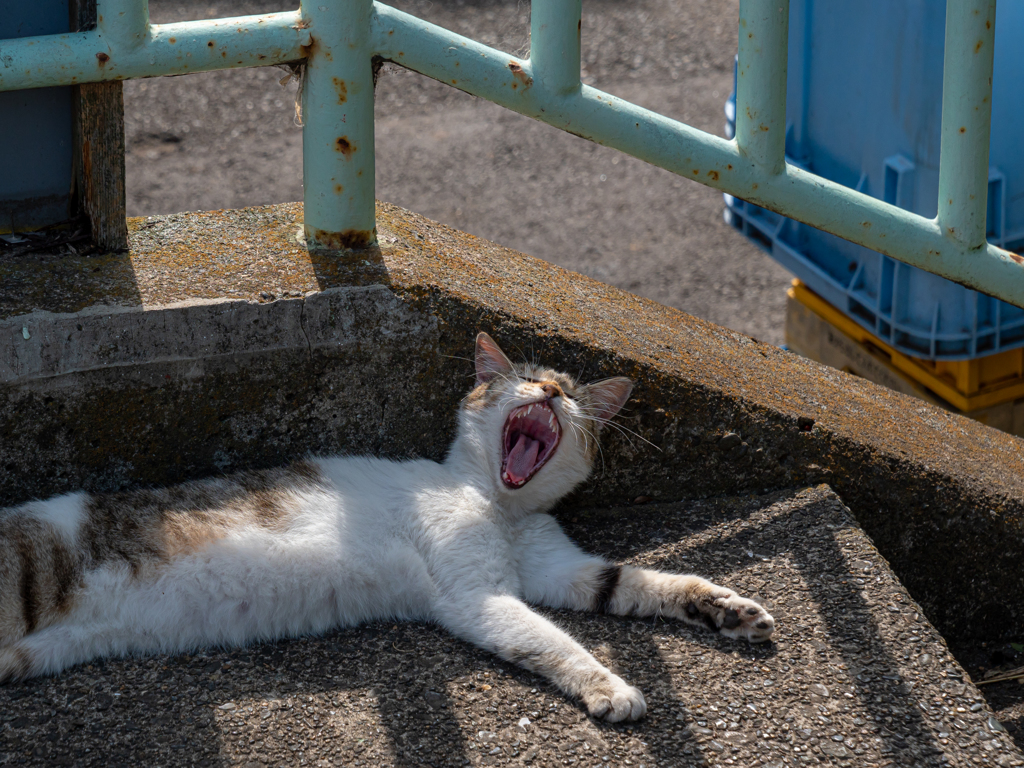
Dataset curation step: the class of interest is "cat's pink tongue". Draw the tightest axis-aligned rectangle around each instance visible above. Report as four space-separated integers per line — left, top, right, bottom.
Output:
506 433 541 484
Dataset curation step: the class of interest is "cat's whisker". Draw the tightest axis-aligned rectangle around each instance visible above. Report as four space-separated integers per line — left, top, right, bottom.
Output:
601 422 660 453
565 417 590 455
441 354 476 365
594 435 608 475
573 407 660 452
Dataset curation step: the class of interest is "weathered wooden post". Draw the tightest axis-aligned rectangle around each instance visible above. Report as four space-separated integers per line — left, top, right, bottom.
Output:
70 0 128 252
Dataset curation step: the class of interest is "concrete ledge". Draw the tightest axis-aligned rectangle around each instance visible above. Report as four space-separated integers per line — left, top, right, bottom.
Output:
1 486 1020 767
2 201 1024 640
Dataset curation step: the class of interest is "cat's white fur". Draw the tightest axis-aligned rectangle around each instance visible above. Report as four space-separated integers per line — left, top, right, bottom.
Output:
0 332 774 722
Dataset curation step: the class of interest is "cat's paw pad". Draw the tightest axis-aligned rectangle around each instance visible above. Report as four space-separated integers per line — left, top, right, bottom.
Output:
713 592 775 643
583 676 647 722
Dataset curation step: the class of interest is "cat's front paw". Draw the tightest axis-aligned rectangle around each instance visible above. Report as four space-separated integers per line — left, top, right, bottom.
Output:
582 675 647 722
712 592 775 643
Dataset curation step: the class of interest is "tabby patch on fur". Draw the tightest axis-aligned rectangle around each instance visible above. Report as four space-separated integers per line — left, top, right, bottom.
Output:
0 332 774 721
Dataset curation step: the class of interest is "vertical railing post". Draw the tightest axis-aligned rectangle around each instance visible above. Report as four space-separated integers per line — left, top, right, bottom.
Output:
937 0 997 249
529 0 582 94
97 0 150 50
734 0 789 175
301 0 377 250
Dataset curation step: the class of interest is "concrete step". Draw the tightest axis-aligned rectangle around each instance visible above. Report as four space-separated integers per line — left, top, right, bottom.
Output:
1 486 1019 767
3 201 1024 644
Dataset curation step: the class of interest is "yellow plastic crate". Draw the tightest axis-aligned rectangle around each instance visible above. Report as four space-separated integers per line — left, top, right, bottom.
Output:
788 280 1024 419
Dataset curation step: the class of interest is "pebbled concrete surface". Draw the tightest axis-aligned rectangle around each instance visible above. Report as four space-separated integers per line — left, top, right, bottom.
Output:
1 486 1020 767
3 200 1024 643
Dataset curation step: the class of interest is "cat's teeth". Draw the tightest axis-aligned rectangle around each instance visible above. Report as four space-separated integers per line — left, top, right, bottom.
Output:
527 405 534 415
548 416 555 429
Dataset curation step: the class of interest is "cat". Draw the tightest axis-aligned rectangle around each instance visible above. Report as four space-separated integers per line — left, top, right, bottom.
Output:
0 331 774 721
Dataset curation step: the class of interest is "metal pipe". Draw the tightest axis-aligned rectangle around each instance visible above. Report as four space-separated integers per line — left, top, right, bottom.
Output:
372 2 1024 308
937 0 997 249
98 0 150 51
0 0 1017 302
734 0 790 174
300 0 377 250
529 0 582 95
0 12 309 91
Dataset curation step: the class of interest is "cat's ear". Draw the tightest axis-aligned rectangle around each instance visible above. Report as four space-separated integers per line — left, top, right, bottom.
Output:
584 377 633 430
475 332 514 385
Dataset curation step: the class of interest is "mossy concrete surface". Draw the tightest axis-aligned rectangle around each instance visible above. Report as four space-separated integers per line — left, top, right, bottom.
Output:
2 201 1023 641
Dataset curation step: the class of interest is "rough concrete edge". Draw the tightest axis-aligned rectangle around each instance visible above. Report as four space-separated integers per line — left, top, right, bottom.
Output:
1 285 402 385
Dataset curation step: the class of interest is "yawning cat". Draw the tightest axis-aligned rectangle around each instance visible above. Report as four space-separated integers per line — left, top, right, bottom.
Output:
0 332 774 721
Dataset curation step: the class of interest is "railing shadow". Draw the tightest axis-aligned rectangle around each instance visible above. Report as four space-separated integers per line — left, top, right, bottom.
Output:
306 241 391 292
561 487 953 765
0 622 473 767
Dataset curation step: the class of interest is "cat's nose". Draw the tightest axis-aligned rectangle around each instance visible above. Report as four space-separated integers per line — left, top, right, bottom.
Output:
541 382 563 399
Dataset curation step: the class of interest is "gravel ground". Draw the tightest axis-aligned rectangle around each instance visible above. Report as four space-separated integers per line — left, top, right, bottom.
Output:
123 0 792 346
2 485 1019 767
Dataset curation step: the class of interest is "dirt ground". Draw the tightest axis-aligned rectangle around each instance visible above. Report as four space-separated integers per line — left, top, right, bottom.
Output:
123 0 792 346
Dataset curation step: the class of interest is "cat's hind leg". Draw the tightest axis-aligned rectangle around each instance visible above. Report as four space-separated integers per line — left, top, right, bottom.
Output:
438 593 646 722
0 645 32 683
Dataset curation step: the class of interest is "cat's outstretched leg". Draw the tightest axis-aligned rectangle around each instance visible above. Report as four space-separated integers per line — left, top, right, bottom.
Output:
438 593 647 722
514 515 774 642
603 568 775 642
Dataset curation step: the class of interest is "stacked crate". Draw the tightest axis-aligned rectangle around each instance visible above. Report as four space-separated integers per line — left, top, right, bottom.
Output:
724 0 1024 435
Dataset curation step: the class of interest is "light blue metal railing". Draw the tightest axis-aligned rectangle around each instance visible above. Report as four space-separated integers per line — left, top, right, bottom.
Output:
1 0 1019 307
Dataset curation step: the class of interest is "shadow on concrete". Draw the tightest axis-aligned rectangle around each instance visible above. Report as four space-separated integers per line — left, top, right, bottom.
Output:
998 705 1024 756
0 247 142 321
306 242 391 292
562 489 960 765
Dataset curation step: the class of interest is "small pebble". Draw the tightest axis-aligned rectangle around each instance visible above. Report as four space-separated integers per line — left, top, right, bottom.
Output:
718 433 742 450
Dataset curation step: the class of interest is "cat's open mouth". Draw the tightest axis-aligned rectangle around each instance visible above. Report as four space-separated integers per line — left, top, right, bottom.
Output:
501 401 561 489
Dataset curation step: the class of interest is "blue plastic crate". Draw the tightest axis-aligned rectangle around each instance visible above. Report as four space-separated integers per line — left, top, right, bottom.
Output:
724 0 1024 360
0 0 73 232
